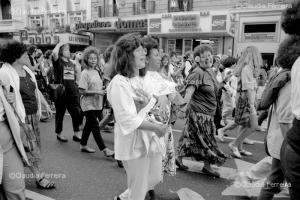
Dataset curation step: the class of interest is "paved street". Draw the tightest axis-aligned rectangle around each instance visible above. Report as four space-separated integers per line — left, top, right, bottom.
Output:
24 115 271 200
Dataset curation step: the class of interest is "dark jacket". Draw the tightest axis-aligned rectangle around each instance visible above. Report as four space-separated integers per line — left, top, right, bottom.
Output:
257 69 291 111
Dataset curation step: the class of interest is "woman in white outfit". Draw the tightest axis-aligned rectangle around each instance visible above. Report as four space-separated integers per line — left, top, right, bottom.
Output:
107 33 167 200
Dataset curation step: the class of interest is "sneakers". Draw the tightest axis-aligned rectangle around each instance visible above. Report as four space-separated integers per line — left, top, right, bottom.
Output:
103 148 114 158
228 143 242 158
56 134 68 142
243 138 254 145
239 149 253 156
80 146 96 153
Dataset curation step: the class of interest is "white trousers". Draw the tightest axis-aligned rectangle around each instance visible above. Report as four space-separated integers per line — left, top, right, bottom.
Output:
119 154 163 200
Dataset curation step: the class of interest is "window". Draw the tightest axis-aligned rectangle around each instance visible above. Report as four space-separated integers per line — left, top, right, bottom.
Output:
184 39 192 53
244 24 276 33
167 40 176 54
169 0 192 12
243 23 278 42
29 16 43 28
49 14 64 29
68 11 86 24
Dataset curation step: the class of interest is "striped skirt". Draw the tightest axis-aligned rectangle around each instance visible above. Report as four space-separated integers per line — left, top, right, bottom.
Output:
177 108 229 166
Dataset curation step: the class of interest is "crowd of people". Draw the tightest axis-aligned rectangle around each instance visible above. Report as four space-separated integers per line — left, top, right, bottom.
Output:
1 1 300 200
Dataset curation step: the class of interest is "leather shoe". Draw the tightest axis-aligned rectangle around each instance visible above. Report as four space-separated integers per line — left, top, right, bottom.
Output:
57 135 68 142
175 159 188 170
202 167 220 178
73 136 81 142
117 160 124 168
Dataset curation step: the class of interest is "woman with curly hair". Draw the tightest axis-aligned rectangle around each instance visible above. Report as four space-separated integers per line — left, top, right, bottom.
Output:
78 46 114 157
279 1 300 199
0 40 55 190
177 44 230 177
107 33 167 200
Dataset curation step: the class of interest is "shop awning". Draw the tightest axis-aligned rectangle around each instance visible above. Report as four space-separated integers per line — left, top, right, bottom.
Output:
149 31 234 38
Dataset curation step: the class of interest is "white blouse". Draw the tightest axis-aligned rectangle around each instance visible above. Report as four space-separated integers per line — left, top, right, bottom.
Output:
107 75 147 160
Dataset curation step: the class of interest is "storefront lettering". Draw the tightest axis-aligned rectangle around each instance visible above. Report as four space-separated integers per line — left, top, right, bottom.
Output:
115 19 147 31
235 2 289 9
172 14 199 29
75 21 112 30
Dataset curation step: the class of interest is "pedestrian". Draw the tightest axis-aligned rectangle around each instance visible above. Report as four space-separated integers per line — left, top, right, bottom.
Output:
107 33 167 200
177 44 230 177
78 46 114 157
229 46 263 158
0 41 30 200
160 53 171 79
52 42 82 142
280 1 300 199
258 35 295 199
182 51 193 78
0 40 55 189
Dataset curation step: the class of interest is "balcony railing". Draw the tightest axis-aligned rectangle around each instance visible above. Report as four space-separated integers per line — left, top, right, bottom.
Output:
133 1 155 15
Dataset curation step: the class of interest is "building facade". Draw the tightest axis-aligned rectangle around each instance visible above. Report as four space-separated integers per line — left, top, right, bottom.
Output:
76 0 294 65
0 0 27 39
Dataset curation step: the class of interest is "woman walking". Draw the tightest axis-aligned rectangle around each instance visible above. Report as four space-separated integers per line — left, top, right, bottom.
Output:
0 41 55 189
177 44 229 177
78 46 114 157
0 40 30 200
52 42 82 142
228 46 262 158
107 33 167 200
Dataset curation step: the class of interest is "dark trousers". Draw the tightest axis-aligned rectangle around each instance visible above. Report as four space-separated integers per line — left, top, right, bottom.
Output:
258 110 269 126
55 96 81 134
281 139 300 200
258 158 284 200
80 110 106 151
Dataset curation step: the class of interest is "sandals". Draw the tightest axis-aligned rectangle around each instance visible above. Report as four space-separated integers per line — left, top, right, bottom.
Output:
36 177 55 189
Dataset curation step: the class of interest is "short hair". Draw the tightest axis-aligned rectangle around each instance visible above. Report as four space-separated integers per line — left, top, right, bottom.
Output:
0 40 27 64
27 45 37 55
82 46 100 69
44 50 52 59
222 56 237 68
103 45 114 63
193 44 213 58
277 35 300 70
281 0 300 35
109 32 143 79
183 51 193 61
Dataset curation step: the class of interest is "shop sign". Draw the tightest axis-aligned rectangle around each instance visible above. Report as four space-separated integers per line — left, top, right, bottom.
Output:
172 14 199 28
149 18 161 33
244 32 276 42
212 15 227 31
58 33 90 45
115 18 148 31
234 0 290 9
26 33 56 45
75 20 112 31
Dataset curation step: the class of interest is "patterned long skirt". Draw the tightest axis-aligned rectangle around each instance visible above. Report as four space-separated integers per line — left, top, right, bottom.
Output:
163 125 176 176
24 114 42 166
177 109 230 166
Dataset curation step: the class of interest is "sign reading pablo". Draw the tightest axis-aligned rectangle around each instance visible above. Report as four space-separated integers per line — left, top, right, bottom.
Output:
115 18 147 31
75 20 112 31
149 18 161 33
212 15 227 31
169 14 201 32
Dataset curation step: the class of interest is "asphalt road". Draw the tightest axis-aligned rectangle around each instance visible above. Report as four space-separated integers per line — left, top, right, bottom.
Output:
25 116 269 200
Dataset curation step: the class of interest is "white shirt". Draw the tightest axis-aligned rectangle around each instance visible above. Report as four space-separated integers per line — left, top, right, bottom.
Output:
291 57 300 119
107 75 146 160
184 61 192 77
267 82 293 159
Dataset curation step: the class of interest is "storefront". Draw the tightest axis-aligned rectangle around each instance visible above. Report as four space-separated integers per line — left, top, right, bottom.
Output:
13 32 90 52
148 10 235 57
231 1 290 68
75 17 148 52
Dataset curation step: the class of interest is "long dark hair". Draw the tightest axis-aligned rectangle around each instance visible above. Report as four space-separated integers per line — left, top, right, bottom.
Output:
109 32 143 79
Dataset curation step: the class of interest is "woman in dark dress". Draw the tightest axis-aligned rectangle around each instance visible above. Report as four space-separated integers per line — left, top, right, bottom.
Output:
177 44 229 178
